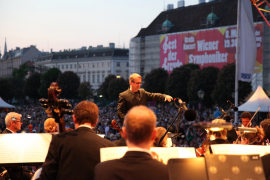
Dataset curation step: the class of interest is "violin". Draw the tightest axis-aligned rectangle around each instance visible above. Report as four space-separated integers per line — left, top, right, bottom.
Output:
28 124 33 133
111 119 123 138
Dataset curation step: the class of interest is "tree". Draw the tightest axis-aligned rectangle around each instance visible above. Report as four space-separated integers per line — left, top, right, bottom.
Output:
0 78 13 102
187 66 220 107
98 74 116 99
107 77 129 101
24 72 41 100
211 63 252 104
166 64 200 102
78 82 93 99
39 68 62 97
57 71 80 99
143 68 168 94
8 77 25 101
12 63 32 79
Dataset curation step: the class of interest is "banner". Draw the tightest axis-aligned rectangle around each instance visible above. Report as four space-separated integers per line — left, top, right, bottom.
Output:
237 0 257 82
160 23 263 74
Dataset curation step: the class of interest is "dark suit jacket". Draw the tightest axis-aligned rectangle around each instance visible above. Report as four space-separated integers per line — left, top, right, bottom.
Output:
40 127 116 180
95 151 169 180
2 129 12 134
262 154 270 180
117 89 166 123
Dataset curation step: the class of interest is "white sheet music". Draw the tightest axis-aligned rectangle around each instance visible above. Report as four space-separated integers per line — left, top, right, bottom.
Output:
100 147 196 164
0 133 52 164
211 144 270 157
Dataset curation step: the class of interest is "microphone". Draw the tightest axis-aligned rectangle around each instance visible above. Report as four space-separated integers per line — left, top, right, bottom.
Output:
174 98 197 121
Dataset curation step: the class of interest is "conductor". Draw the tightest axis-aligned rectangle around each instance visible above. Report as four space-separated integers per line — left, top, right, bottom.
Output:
117 73 173 124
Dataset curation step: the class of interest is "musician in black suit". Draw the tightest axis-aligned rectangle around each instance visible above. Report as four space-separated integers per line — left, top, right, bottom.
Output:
40 101 116 180
117 73 173 124
95 106 169 180
2 112 33 180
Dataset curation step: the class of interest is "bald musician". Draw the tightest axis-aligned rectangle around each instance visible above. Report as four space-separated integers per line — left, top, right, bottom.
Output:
40 101 115 180
117 73 173 124
95 106 169 180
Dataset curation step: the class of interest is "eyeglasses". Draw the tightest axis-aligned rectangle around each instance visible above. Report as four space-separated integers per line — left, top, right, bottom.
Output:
132 82 142 85
14 121 22 123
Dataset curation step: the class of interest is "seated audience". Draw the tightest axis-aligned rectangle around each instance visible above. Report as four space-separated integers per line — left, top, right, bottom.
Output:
95 106 169 180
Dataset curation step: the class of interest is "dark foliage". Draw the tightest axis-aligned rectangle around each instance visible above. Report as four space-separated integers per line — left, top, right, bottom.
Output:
107 78 129 101
24 72 41 100
39 68 62 97
98 74 116 99
143 68 168 94
57 71 80 99
0 78 13 102
78 82 93 99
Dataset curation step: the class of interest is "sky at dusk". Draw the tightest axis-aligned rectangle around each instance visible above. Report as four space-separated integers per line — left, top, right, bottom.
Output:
1 0 204 53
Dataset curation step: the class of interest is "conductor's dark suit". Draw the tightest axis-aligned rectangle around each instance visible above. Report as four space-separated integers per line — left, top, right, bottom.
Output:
117 89 166 123
40 126 116 180
95 151 169 180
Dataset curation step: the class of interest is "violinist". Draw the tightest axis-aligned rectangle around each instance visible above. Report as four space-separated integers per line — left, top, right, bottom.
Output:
240 126 264 145
240 111 253 127
153 127 168 147
204 119 230 154
95 106 169 180
260 119 270 145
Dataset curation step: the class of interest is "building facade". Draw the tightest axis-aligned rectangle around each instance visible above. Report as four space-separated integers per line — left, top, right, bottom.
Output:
129 0 269 90
35 46 129 90
0 45 40 78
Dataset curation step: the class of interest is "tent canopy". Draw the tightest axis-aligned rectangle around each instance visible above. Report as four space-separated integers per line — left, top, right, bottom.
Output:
0 97 15 108
238 86 270 112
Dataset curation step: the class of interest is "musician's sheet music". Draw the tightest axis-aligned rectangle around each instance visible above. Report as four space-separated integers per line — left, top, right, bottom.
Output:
211 144 270 157
100 147 196 164
0 133 52 164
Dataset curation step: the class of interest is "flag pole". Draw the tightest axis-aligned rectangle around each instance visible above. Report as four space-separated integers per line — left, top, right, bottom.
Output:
235 0 241 123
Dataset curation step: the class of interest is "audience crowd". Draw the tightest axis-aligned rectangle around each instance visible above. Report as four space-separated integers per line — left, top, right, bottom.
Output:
0 101 246 148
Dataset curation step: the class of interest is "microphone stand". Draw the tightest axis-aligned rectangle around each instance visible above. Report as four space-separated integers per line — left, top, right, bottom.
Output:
156 105 184 147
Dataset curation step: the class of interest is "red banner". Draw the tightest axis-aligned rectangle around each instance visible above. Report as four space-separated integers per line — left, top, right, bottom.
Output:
160 23 263 74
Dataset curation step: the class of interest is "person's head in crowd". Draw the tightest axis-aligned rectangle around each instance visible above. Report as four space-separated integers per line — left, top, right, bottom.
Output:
123 106 156 149
153 127 167 147
5 112 22 133
129 73 142 93
240 111 252 127
260 119 270 141
44 118 58 133
210 119 227 140
73 101 99 128
65 128 74 132
240 126 264 145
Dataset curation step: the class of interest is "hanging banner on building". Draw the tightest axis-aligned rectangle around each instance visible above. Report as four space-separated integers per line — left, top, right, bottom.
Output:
160 23 263 74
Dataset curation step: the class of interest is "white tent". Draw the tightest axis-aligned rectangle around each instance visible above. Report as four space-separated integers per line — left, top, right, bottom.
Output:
0 97 15 108
238 86 270 112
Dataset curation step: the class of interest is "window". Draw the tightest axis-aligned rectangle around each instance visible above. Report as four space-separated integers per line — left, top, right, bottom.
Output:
70 64 73 69
117 62 120 67
84 63 86 68
88 74 90 82
83 75 86 82
88 63 90 68
57 65 60 69
97 63 100 68
62 65 64 69
102 74 105 82
74 64 77 68
92 75 95 83
102 62 105 67
126 62 129 67
92 63 95 68
79 64 81 68
126 73 129 80
108 62 110 67
66 65 68 69
53 65 55 68
97 74 100 83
